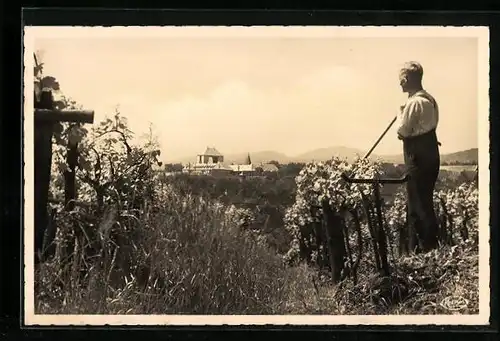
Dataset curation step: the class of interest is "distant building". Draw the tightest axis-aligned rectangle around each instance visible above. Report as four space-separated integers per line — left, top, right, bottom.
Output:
196 147 224 164
260 163 279 173
229 164 254 176
229 153 254 176
183 147 256 177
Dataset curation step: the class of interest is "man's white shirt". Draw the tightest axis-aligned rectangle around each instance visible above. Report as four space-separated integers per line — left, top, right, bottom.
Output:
397 91 439 139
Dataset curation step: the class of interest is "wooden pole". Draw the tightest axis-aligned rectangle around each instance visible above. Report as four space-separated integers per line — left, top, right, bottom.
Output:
35 109 94 124
322 199 346 284
64 139 78 211
373 182 390 276
34 90 55 263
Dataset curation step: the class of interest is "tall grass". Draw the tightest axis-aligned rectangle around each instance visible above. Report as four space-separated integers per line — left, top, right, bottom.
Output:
36 183 325 314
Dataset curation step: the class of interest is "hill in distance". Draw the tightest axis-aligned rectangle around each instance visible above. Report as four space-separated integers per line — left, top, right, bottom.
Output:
439 148 478 164
289 147 478 165
293 146 367 163
171 147 478 166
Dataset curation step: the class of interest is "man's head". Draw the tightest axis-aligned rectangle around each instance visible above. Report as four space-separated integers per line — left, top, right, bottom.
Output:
399 61 424 93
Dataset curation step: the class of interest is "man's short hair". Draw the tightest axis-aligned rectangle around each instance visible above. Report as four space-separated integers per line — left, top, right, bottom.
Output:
401 61 424 81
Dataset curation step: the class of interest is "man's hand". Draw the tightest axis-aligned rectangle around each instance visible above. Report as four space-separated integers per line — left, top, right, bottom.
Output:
397 133 404 140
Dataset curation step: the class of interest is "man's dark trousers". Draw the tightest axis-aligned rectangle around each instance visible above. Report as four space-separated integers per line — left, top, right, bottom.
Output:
403 129 441 252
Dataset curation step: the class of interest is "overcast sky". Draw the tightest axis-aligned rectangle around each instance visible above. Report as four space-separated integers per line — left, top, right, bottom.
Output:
32 28 479 162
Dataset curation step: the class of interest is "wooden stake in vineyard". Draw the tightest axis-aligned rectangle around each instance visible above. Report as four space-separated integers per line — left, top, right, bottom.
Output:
321 199 346 283
317 115 403 283
33 55 95 263
338 115 408 278
342 173 409 277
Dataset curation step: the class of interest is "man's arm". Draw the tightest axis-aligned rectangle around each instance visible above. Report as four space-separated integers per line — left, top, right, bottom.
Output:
397 99 423 139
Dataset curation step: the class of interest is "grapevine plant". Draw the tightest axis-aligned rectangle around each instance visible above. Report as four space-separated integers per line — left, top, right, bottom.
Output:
385 181 479 253
284 156 383 283
47 112 164 284
284 156 479 284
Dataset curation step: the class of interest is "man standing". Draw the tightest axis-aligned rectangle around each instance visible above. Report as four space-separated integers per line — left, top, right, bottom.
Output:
397 61 441 252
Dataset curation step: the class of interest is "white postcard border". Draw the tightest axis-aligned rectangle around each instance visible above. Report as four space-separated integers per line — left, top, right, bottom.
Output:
23 25 491 326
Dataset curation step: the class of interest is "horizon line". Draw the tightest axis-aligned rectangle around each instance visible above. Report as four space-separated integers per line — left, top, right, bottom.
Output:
161 146 478 163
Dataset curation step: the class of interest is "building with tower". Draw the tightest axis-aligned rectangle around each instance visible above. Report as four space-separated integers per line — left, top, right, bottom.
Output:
182 147 278 177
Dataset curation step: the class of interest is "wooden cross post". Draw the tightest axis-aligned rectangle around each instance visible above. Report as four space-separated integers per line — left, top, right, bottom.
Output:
34 88 94 263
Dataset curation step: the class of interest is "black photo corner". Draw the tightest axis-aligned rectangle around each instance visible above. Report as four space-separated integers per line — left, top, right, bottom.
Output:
1 4 499 341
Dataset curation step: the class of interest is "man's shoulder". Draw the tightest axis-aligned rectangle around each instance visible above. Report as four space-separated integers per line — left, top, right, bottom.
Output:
408 93 435 107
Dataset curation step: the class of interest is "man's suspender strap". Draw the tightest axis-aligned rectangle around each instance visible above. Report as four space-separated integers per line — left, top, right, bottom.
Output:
412 91 441 147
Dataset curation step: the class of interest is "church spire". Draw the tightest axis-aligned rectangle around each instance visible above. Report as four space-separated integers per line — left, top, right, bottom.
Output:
245 152 252 165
